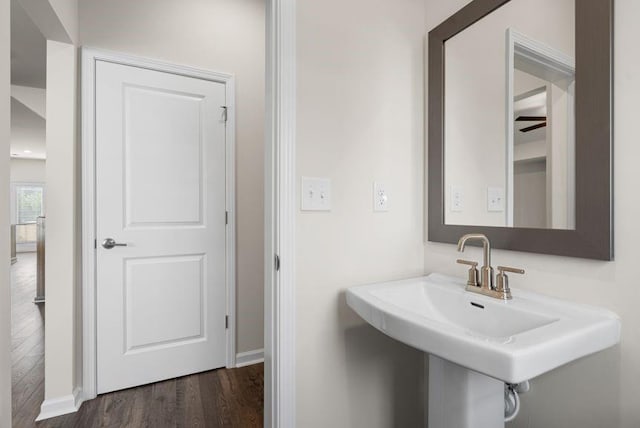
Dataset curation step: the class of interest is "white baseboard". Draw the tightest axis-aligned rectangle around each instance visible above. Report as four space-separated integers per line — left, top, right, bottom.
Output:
35 387 83 421
235 349 264 368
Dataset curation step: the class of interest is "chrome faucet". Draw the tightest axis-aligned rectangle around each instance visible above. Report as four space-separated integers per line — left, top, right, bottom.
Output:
457 233 493 290
456 233 524 300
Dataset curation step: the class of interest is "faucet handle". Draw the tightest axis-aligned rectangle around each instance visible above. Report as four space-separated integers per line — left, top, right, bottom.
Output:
497 266 525 275
457 259 479 287
495 266 524 300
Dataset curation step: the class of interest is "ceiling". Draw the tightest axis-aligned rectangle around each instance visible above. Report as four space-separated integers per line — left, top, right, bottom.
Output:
11 0 47 159
11 0 47 89
11 98 46 159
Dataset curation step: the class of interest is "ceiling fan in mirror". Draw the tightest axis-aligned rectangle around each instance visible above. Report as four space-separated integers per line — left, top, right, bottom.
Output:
516 115 546 133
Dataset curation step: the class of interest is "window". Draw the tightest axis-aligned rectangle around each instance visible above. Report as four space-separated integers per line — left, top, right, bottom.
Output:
15 184 44 224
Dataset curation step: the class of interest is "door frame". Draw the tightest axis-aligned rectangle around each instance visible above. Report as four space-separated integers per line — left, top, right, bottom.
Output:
80 48 237 400
264 1 296 426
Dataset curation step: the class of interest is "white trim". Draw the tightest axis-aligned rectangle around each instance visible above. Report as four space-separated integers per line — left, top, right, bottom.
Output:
505 31 516 227
80 47 97 401
264 0 296 427
225 62 238 370
505 28 575 228
80 48 237 400
35 387 82 421
236 349 265 368
511 30 575 76
566 81 576 229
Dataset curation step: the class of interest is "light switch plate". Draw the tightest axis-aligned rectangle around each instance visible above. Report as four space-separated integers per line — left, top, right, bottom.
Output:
301 177 331 211
450 185 464 212
373 182 389 212
487 187 505 212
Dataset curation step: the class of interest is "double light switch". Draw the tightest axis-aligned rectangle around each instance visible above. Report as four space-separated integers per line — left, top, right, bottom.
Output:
301 177 331 211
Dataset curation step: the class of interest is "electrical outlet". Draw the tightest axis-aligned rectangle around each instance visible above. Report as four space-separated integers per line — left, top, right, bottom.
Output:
373 182 389 212
451 185 464 212
487 187 504 212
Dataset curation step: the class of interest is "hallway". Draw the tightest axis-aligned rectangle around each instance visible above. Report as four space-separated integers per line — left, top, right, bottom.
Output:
11 253 44 428
10 253 264 428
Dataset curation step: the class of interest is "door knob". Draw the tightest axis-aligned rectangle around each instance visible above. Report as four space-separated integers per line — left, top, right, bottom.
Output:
102 238 128 249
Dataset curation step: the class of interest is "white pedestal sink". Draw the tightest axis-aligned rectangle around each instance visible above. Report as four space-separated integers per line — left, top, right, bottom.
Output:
346 274 621 428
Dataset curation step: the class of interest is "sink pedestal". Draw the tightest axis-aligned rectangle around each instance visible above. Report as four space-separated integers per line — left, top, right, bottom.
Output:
347 275 621 427
428 355 504 428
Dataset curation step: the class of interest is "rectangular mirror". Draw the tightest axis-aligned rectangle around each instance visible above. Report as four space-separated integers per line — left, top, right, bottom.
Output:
428 0 612 259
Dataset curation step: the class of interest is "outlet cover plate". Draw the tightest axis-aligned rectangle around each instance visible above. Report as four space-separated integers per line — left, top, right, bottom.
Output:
487 187 505 212
374 182 389 212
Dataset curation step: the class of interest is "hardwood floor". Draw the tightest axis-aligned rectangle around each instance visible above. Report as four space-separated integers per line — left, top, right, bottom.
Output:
10 253 264 428
35 365 264 428
11 253 45 428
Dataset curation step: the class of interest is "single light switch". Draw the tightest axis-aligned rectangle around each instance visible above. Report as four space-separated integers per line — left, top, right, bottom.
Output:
373 182 389 212
301 177 331 211
487 187 505 212
451 185 464 212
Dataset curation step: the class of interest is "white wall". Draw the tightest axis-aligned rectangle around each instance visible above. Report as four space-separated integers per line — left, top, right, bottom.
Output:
296 0 426 426
514 161 546 228
18 0 78 44
0 0 13 424
79 0 265 354
43 40 78 402
426 0 639 427
10 158 46 182
443 0 573 227
47 0 77 43
547 81 571 229
11 85 46 119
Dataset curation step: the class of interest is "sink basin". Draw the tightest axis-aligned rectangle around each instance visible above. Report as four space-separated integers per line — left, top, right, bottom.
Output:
346 273 620 384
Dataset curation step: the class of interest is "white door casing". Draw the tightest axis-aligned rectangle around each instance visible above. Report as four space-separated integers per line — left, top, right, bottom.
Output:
264 0 296 426
82 49 237 398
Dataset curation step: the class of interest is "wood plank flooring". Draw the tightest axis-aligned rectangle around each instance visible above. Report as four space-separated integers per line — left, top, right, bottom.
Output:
10 253 264 428
32 365 264 428
11 253 45 428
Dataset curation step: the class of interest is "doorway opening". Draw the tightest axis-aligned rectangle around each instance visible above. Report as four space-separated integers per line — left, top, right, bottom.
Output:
5 0 298 425
76 0 267 425
9 0 48 425
81 49 240 396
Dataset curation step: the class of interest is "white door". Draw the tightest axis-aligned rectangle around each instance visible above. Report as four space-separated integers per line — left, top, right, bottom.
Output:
95 60 227 394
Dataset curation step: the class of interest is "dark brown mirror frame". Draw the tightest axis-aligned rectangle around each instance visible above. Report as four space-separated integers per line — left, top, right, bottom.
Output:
428 0 613 260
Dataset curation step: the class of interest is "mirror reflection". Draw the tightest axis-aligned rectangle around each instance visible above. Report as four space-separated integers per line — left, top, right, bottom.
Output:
444 0 575 229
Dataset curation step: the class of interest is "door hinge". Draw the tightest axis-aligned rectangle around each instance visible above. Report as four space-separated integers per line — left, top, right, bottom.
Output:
221 106 228 123
225 211 228 225
225 315 229 329
275 254 280 272
94 239 97 249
